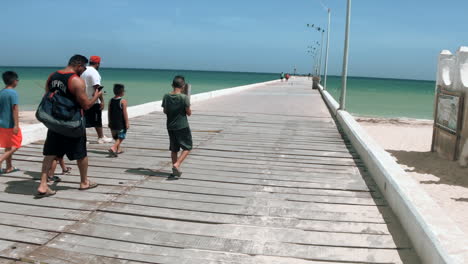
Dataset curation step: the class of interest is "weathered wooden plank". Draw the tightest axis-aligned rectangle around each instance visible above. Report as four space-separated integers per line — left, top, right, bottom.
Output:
0 202 89 221
0 240 38 262
0 212 75 233
0 225 56 245
48 234 415 264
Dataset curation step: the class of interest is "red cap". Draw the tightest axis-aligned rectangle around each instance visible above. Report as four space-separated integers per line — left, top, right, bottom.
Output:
90 56 101 64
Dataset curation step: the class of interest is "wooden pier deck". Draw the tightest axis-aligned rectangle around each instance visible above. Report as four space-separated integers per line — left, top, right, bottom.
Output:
0 79 420 263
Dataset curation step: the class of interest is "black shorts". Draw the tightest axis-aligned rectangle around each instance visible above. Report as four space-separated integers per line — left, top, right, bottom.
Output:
84 104 102 128
168 127 192 152
43 130 87 161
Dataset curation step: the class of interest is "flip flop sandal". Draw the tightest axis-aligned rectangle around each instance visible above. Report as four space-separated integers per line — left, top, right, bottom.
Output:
62 167 72 174
47 175 62 183
35 188 56 198
117 151 124 154
1 167 20 174
108 149 118 157
172 167 182 177
79 181 99 191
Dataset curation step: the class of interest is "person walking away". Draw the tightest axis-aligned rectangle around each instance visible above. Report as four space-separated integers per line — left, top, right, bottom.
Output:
162 76 192 178
36 55 102 197
0 71 22 174
285 73 290 82
81 55 112 144
108 84 129 157
280 72 285 82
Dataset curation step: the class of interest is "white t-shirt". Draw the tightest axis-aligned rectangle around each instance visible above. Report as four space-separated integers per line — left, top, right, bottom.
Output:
80 66 101 103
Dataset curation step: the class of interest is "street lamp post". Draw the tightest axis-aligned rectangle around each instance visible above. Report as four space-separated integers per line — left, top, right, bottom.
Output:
306 24 325 78
323 8 331 90
339 0 351 110
318 29 325 79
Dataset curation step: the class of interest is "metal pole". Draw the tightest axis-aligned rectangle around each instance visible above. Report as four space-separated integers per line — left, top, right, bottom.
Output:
318 30 324 80
323 8 331 90
339 0 351 110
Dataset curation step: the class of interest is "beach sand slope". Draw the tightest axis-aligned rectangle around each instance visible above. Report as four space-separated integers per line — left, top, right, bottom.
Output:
358 117 468 235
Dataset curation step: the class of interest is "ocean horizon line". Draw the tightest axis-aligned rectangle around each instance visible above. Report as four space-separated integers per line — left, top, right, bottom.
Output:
0 65 436 82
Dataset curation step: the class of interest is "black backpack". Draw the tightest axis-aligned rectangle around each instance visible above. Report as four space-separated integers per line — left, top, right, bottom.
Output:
36 91 85 137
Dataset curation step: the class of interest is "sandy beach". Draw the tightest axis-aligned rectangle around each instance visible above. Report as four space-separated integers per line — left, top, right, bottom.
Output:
358 117 468 235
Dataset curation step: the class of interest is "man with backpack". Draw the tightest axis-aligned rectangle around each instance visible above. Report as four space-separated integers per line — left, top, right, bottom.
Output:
36 55 102 197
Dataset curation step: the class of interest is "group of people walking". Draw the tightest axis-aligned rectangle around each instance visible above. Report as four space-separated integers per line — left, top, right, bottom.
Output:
0 54 193 197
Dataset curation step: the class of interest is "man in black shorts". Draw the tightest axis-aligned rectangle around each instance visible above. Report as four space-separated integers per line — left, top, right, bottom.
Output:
36 55 103 197
161 76 192 178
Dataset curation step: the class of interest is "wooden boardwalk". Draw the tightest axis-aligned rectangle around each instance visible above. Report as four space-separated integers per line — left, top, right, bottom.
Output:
0 79 420 263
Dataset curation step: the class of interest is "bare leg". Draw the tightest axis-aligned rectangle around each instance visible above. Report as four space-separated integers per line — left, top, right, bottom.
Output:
48 159 58 178
95 127 104 138
1 147 18 172
110 139 122 153
77 157 90 188
58 158 67 171
38 155 56 193
173 150 190 170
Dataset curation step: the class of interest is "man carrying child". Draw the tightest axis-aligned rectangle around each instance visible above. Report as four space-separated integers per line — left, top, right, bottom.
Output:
162 76 192 177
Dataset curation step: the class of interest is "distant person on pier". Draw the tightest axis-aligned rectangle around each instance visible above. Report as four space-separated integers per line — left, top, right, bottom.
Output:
36 55 102 197
285 73 290 81
0 71 22 174
162 76 192 178
280 72 285 82
108 84 129 157
81 55 112 144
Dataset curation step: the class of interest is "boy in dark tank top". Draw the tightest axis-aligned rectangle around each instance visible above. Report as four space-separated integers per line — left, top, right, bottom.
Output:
108 84 129 157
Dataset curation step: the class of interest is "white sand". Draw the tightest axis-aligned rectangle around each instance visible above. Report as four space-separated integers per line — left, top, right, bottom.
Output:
358 117 468 235
20 111 38 125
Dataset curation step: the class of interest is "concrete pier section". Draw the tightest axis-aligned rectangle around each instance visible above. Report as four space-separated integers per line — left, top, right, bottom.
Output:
0 78 422 263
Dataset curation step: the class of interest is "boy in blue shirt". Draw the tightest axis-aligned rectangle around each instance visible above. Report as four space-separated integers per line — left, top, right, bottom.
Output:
0 71 22 174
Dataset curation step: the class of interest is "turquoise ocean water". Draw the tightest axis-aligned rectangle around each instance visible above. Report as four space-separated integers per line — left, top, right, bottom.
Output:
0 67 435 119
325 76 435 119
0 67 277 111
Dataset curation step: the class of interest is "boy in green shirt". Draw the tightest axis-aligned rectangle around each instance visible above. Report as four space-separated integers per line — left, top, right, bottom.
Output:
162 76 192 178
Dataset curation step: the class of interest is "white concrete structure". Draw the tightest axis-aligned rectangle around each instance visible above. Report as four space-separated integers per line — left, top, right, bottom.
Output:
319 84 468 264
436 47 468 166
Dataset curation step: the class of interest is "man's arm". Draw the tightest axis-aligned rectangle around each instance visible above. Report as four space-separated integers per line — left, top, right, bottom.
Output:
185 106 192 116
122 99 129 129
185 96 191 116
12 104 19 134
93 84 105 110
70 77 102 110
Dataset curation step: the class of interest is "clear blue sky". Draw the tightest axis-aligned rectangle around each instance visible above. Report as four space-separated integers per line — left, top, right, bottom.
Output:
1 0 467 80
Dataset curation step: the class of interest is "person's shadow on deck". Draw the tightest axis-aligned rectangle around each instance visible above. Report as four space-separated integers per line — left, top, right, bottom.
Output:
3 170 74 196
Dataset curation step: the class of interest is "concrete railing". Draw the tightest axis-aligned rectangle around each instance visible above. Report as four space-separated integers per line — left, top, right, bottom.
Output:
319 85 468 264
21 79 278 145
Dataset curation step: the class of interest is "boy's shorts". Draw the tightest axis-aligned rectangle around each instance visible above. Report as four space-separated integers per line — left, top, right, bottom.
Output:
111 129 127 140
168 127 192 152
0 128 22 149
